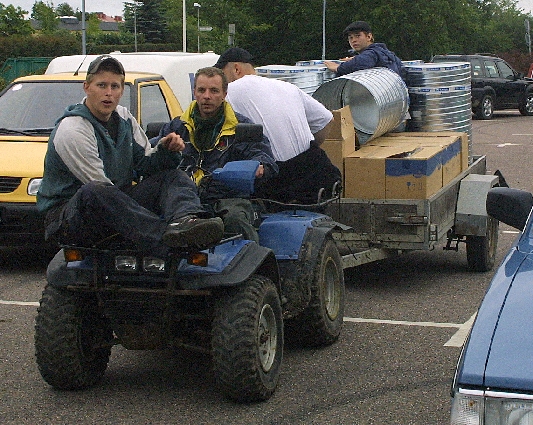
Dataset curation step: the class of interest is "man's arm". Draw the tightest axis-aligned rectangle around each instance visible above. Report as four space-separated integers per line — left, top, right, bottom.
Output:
312 118 334 146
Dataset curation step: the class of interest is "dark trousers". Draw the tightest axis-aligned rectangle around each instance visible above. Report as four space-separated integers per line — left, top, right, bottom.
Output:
45 169 205 256
255 144 342 204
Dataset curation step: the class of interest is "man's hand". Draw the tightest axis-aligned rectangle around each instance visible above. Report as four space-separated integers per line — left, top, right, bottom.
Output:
160 133 185 152
255 164 264 178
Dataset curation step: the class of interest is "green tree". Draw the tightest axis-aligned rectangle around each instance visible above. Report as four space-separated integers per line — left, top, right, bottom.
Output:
32 1 58 34
56 2 75 16
0 3 33 36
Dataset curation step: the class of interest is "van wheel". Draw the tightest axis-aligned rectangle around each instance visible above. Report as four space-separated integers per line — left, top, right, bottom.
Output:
475 94 493 120
466 216 499 272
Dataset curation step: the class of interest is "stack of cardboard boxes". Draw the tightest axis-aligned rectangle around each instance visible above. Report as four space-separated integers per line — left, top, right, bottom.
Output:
321 106 469 200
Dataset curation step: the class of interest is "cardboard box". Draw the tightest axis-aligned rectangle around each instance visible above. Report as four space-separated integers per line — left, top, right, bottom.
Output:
385 145 443 199
378 131 469 171
328 106 356 145
344 143 447 199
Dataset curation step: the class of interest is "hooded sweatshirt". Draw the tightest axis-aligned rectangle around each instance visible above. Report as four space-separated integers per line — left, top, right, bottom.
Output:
336 42 404 77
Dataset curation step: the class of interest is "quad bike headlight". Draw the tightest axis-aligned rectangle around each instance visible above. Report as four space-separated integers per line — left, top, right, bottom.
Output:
115 255 138 271
142 257 166 273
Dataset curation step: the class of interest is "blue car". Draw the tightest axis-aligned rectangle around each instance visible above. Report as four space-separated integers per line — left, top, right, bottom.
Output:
451 187 533 424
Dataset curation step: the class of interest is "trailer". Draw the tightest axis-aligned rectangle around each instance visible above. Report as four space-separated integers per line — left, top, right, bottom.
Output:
324 153 499 272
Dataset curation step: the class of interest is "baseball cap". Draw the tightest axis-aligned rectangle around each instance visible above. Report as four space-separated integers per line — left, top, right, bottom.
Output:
343 21 372 36
87 55 125 76
214 47 253 69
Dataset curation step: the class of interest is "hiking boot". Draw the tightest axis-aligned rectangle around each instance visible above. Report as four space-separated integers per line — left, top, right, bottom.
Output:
162 215 224 249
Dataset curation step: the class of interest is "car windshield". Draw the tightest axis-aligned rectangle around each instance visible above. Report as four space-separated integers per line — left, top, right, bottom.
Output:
0 81 131 134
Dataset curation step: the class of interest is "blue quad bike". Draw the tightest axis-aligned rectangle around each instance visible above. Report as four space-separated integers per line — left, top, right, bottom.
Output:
35 146 348 403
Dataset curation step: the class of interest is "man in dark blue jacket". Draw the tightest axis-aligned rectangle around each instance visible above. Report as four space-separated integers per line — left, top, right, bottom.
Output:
37 55 224 257
325 21 404 77
153 67 278 243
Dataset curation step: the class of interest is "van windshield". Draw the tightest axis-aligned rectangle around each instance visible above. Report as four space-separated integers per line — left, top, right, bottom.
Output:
0 81 131 134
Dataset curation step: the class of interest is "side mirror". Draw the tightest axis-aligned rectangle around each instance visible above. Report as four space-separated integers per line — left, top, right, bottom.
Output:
486 187 533 230
235 123 264 144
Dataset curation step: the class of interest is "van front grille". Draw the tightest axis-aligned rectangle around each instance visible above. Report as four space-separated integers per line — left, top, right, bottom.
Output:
0 177 22 193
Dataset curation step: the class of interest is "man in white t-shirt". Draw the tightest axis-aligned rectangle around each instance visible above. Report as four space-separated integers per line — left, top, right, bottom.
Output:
214 47 341 204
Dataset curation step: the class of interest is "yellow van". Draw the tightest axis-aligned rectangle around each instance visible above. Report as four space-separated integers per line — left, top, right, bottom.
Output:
0 71 183 247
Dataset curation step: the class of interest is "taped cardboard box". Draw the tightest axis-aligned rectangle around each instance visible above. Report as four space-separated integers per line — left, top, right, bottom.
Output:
344 143 446 199
377 131 469 171
365 132 464 185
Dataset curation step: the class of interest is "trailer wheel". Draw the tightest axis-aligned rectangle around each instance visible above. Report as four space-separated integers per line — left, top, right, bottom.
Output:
35 285 113 390
212 275 283 402
466 216 499 272
286 238 345 347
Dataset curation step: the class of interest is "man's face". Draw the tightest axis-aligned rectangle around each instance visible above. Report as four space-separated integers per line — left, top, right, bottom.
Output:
347 31 373 52
194 74 226 118
83 71 124 122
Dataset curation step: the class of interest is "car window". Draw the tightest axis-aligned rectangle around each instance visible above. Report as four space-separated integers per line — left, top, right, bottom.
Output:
484 61 499 78
0 81 131 131
496 61 514 79
139 83 171 130
470 58 482 77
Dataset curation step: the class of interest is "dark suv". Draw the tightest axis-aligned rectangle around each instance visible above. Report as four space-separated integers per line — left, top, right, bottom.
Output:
432 54 533 119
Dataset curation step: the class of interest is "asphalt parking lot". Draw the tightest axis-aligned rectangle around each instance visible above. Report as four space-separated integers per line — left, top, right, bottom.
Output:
1 111 532 424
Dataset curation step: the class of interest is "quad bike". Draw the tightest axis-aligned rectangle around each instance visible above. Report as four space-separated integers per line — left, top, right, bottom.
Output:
35 126 347 403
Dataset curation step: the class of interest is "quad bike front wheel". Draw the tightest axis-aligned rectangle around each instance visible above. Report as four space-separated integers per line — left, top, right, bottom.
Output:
35 285 113 390
212 275 283 403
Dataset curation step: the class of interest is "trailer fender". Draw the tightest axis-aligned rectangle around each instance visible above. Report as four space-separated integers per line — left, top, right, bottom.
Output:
455 173 499 236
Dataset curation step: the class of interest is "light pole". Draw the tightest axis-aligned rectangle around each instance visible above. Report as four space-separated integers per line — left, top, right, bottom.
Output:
81 0 86 54
194 3 201 53
182 0 187 52
321 0 326 60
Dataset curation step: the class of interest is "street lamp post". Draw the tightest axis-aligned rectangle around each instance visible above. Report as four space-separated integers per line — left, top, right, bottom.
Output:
194 3 201 53
81 0 86 54
182 0 187 52
322 0 326 60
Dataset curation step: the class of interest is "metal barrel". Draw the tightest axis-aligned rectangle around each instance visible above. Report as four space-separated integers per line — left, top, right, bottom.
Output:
404 62 472 158
255 64 335 95
312 67 409 144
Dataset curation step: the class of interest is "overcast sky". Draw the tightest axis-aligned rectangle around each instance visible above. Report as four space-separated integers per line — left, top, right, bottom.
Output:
7 0 533 24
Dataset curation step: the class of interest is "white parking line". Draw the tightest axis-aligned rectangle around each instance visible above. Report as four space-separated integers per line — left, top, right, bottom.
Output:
0 300 39 306
2 300 476 347
344 313 477 348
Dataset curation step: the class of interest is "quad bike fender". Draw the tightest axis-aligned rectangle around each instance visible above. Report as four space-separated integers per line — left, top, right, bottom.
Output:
259 210 350 317
177 241 280 291
46 248 94 288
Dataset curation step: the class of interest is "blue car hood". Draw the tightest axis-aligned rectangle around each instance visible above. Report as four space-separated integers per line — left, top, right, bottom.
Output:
458 236 533 390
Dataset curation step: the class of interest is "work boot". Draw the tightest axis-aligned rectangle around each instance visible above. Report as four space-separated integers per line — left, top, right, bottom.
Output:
162 215 224 249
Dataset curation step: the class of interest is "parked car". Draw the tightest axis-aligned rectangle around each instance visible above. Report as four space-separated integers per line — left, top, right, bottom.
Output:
450 186 533 424
432 54 533 120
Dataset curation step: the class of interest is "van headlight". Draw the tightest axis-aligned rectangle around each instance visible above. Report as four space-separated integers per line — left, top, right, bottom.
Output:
452 389 533 424
27 178 42 196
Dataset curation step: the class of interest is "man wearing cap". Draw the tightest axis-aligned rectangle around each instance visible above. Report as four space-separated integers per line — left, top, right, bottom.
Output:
324 21 404 77
214 47 341 205
37 55 224 256
152 66 278 243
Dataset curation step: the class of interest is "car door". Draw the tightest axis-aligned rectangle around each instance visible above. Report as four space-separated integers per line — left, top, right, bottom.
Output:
482 59 511 108
495 60 523 107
